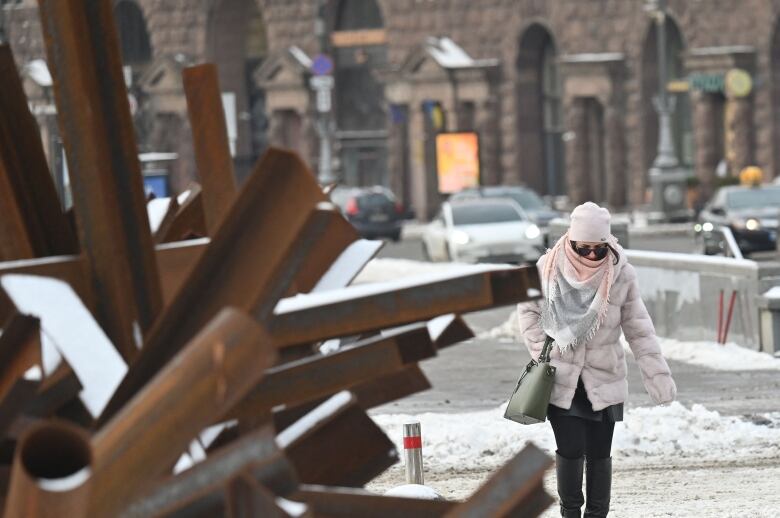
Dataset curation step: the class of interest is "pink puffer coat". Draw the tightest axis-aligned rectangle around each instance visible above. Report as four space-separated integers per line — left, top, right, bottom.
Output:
516 254 676 411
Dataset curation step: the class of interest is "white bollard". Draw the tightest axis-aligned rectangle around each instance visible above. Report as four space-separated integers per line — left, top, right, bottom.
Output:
403 422 424 485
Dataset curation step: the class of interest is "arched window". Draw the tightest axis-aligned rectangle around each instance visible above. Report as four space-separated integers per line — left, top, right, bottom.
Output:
517 24 563 195
114 0 152 66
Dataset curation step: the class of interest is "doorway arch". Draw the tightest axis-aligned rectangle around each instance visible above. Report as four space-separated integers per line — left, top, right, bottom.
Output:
516 23 563 195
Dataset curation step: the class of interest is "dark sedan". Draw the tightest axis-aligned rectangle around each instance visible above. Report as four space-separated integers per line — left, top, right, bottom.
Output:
696 185 780 256
329 186 405 241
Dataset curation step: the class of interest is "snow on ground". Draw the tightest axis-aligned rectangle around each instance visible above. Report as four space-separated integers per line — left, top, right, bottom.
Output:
368 403 780 517
370 402 780 475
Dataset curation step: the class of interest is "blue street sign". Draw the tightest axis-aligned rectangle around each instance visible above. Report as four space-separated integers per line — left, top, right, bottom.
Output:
311 54 334 76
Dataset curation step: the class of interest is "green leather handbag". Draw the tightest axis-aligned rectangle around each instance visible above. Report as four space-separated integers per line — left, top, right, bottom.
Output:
503 336 556 425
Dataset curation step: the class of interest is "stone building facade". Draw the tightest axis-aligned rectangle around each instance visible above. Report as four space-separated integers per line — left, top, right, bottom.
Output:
4 0 780 219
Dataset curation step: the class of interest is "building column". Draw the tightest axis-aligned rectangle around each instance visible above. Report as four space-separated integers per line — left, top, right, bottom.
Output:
565 98 589 204
408 104 431 220
725 95 754 176
604 103 626 208
476 96 501 186
387 104 410 207
691 90 719 201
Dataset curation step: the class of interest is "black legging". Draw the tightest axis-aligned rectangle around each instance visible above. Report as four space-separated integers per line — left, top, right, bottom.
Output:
549 414 615 460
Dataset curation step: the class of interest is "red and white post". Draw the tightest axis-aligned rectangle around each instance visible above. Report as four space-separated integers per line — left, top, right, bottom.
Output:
403 422 424 484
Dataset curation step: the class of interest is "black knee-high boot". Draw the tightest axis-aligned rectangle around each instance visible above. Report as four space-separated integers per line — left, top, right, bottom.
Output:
556 452 584 518
584 456 611 517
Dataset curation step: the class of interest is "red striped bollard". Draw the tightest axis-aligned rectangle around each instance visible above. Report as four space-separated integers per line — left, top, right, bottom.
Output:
403 422 424 484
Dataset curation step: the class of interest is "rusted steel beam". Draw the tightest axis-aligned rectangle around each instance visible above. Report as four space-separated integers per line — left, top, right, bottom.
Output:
100 150 326 424
89 309 277 517
38 0 163 362
351 363 432 410
4 420 92 518
158 185 208 243
0 44 78 261
26 363 83 419
278 392 397 487
0 379 38 438
225 475 307 518
286 208 359 296
183 65 237 233
120 426 298 518
445 443 553 518
427 314 474 349
228 325 435 421
150 196 180 244
273 363 432 433
271 265 540 347
0 239 209 318
292 485 456 517
0 313 40 403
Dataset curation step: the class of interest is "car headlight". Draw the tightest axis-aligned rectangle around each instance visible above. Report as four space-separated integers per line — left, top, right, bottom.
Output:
451 230 470 245
702 222 714 232
525 224 541 240
745 218 760 231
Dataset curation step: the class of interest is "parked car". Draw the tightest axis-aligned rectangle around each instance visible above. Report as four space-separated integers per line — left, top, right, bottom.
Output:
329 186 405 241
449 186 562 245
695 184 780 256
422 198 545 264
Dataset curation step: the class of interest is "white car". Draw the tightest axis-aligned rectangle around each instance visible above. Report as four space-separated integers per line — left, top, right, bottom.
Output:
422 198 545 264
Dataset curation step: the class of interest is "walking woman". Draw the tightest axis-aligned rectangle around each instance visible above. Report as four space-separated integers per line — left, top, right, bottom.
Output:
517 202 676 517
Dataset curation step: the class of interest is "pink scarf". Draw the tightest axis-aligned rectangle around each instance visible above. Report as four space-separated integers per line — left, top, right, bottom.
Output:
539 231 617 352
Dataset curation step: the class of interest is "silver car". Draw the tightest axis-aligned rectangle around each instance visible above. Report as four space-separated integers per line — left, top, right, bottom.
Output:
422 198 545 264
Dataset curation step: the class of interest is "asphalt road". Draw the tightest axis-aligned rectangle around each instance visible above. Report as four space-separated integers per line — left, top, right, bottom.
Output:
370 230 779 419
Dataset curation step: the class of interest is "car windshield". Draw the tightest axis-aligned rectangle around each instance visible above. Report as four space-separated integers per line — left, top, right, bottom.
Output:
504 190 546 210
451 203 524 225
726 188 780 210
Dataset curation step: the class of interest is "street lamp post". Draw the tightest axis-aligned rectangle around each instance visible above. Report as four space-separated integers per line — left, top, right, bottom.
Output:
645 0 692 222
313 0 336 186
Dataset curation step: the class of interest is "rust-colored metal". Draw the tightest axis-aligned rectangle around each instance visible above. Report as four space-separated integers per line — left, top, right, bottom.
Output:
292 485 456 516
0 313 41 403
150 196 179 244
0 239 208 317
445 443 553 518
279 393 398 487
427 314 475 349
183 64 237 233
0 379 39 438
225 475 305 518
120 426 298 518
351 363 432 410
285 206 358 295
0 44 78 262
3 420 92 518
154 238 209 304
27 364 83 419
229 325 435 421
90 309 276 517
271 266 540 347
37 0 163 363
100 150 325 424
157 185 208 243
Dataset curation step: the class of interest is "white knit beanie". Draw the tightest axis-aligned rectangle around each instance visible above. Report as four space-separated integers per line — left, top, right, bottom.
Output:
569 202 611 243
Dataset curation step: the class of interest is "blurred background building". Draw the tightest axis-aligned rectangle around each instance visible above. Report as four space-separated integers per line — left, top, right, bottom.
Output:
2 0 780 219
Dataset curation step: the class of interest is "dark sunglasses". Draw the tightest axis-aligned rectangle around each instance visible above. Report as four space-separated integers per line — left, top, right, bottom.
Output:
571 241 609 260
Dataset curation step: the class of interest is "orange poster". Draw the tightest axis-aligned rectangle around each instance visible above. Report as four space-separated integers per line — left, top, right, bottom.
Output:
435 132 480 193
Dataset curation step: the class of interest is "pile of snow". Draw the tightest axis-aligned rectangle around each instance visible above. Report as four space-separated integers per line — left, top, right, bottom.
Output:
352 258 463 285
648 337 780 371
371 402 780 473
384 484 443 500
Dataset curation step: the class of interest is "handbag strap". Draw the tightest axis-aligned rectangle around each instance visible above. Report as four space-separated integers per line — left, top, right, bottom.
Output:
538 335 554 363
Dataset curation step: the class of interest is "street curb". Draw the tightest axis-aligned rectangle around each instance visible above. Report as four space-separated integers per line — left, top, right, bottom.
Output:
402 221 695 240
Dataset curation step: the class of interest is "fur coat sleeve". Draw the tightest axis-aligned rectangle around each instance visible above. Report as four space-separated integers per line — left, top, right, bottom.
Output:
620 264 677 405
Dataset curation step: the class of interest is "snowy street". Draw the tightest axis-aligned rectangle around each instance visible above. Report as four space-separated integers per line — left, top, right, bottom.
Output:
358 259 780 517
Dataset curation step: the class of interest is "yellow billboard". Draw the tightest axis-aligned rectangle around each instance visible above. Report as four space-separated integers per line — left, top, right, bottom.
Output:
435 132 480 194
